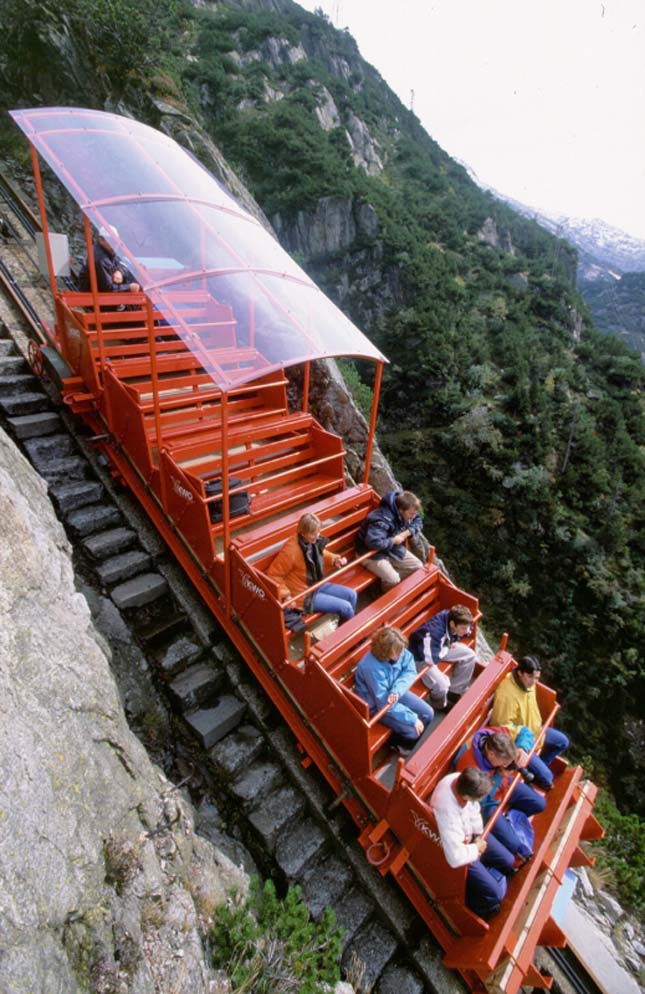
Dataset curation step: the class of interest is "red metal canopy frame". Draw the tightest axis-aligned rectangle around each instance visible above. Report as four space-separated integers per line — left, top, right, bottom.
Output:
11 106 387 572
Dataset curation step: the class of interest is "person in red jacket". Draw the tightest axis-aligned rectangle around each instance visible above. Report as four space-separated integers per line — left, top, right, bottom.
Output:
267 513 357 623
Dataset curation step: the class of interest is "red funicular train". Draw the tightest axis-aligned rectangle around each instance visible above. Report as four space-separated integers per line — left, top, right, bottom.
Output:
11 107 602 994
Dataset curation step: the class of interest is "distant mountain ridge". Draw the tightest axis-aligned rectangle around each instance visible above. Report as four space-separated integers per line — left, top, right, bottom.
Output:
504 205 645 276
473 179 645 275
467 176 645 353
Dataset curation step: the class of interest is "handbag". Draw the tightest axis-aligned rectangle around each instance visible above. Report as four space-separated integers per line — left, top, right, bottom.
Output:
283 607 307 633
205 476 250 523
506 808 534 859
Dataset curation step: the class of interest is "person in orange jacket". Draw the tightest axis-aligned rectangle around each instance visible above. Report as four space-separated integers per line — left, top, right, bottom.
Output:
267 513 357 623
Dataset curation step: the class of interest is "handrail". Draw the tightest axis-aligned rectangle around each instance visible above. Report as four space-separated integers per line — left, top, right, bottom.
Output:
366 664 433 728
203 449 345 513
279 548 378 609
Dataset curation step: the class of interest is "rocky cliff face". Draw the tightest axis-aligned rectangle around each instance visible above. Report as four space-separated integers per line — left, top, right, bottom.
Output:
0 427 247 994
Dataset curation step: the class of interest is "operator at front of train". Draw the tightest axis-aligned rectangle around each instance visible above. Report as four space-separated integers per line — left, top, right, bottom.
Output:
79 224 140 295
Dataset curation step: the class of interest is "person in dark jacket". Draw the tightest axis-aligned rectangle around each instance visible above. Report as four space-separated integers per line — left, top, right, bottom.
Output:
355 490 425 592
409 604 477 710
79 225 141 294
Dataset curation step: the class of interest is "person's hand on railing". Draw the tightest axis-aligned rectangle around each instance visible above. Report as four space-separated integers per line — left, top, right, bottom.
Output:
366 665 432 728
282 548 379 610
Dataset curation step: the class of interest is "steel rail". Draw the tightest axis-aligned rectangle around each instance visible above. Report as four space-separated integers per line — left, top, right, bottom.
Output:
548 946 606 994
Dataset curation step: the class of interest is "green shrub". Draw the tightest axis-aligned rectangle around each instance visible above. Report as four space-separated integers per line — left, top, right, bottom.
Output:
210 878 342 994
579 758 645 914
337 359 373 418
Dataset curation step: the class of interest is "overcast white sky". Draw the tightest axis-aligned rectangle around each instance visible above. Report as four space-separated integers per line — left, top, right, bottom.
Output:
297 0 645 240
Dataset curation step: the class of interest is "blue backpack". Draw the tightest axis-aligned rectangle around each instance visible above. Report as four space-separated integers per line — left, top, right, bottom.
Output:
507 808 534 859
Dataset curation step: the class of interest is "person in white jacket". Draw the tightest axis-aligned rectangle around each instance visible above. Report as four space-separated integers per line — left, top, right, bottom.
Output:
430 767 514 919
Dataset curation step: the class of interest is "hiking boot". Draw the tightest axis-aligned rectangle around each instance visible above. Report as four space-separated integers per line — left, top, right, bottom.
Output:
389 737 414 757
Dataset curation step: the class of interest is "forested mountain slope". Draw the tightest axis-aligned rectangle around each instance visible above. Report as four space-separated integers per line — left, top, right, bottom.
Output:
484 189 645 353
0 0 643 821
578 271 645 357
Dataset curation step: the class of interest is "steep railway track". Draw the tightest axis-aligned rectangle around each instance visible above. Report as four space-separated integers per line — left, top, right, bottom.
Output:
0 172 445 994
0 173 608 994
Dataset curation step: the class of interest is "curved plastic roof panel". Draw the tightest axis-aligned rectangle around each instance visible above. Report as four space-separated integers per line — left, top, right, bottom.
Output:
11 106 386 390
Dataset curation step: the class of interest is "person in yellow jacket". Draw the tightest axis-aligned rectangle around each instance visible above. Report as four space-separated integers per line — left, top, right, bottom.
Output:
490 655 569 791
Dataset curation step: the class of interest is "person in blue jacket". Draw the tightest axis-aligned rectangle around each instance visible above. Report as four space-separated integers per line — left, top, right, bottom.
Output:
355 626 434 753
355 490 426 592
455 727 546 860
409 604 477 710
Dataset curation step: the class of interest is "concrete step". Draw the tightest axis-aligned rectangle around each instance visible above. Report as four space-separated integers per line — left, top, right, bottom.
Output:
185 694 246 750
274 817 327 878
342 919 398 993
0 373 39 395
159 636 203 676
37 456 91 484
208 725 264 778
49 479 104 513
8 411 62 440
83 527 138 561
137 608 188 647
110 572 168 610
95 549 152 587
331 888 375 953
0 355 29 375
248 785 307 851
65 504 122 538
375 963 425 994
0 391 51 416
168 662 224 712
231 759 283 807
24 434 75 462
0 340 17 357
299 852 354 922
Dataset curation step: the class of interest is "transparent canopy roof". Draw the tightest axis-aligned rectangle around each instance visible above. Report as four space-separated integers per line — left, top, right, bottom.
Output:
11 106 386 390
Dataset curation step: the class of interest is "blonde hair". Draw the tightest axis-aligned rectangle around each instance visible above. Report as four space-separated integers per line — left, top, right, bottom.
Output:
298 513 321 538
370 626 408 662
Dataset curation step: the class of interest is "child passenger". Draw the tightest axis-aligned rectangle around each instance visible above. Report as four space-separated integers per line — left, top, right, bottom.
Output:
355 626 434 755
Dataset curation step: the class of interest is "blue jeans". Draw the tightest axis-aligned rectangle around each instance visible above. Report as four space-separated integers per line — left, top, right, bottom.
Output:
467 861 507 919
489 782 545 855
466 834 514 918
311 582 357 622
379 691 434 740
527 727 569 788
